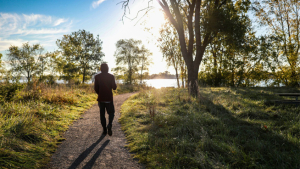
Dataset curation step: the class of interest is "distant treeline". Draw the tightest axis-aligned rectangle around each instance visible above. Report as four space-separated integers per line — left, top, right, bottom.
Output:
148 72 176 79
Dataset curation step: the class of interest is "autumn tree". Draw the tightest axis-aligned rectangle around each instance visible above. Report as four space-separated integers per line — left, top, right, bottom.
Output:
56 29 104 84
254 0 300 86
7 42 44 83
120 0 251 96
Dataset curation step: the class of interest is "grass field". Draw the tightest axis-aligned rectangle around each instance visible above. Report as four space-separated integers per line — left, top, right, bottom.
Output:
0 81 147 169
119 87 300 168
0 82 98 169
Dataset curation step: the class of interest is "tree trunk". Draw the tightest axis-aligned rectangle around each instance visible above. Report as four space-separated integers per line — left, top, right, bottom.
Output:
213 51 217 86
140 59 144 84
231 67 235 87
290 68 298 87
187 66 198 97
181 73 185 88
175 68 180 88
27 71 30 83
129 67 132 85
82 66 86 84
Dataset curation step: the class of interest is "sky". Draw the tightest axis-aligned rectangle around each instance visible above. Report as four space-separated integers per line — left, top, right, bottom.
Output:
0 0 171 74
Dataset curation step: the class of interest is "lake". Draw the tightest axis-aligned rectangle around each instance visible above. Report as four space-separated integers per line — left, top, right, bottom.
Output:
3 79 283 88
56 79 180 89
143 79 180 88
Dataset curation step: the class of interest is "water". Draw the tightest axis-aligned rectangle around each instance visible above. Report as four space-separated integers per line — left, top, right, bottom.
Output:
1 79 284 88
143 79 180 88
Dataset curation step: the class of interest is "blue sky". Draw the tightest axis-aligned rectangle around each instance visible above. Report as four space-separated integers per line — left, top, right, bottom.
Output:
0 0 168 74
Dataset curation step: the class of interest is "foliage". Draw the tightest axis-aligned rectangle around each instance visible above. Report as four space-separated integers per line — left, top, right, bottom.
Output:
254 0 300 87
155 0 251 96
198 32 270 87
138 45 152 83
35 51 58 82
158 22 186 88
56 29 104 84
120 87 300 168
113 39 152 85
0 83 97 169
0 83 25 102
0 53 5 79
7 42 44 83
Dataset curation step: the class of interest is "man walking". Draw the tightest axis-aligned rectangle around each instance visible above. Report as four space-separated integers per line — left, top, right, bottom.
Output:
94 63 117 136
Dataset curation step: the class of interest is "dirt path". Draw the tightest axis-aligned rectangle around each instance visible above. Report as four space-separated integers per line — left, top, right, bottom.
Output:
48 93 144 169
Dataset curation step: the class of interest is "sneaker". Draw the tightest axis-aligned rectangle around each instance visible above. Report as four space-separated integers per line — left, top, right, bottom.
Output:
107 126 112 136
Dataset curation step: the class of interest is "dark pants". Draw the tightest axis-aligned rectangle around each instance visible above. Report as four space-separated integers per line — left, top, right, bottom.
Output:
98 102 115 130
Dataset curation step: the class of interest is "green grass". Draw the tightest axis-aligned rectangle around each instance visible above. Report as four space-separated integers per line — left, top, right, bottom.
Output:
113 83 153 95
0 82 97 169
119 87 300 169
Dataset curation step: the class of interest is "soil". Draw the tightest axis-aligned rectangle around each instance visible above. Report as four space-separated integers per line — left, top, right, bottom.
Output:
48 93 145 169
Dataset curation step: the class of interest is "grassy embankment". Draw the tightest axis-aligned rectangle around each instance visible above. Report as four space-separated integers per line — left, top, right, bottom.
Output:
0 82 97 168
0 82 141 169
119 87 300 168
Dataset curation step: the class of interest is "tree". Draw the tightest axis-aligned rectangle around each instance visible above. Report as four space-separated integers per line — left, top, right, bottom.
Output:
56 29 104 84
158 22 186 88
254 0 300 87
121 0 251 96
199 31 267 87
35 50 52 81
113 39 151 84
0 53 4 80
138 45 152 83
7 42 43 83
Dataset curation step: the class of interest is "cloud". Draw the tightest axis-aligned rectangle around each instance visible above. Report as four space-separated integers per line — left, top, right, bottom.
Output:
0 13 73 53
54 18 67 26
91 0 106 9
0 38 24 51
0 13 72 37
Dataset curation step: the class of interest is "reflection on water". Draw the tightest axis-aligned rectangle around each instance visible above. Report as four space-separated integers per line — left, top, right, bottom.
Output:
143 79 180 89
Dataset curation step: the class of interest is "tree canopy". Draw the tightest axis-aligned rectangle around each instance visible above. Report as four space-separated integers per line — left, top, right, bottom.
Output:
7 42 44 83
113 39 152 84
56 29 104 84
121 0 251 96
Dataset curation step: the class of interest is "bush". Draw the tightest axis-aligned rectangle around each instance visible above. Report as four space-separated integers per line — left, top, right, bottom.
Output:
0 83 24 102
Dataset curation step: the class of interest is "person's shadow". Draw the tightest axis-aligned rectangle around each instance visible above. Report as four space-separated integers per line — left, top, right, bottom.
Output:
68 135 110 169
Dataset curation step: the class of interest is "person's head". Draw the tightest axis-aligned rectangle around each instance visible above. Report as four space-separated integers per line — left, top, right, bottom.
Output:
100 63 108 73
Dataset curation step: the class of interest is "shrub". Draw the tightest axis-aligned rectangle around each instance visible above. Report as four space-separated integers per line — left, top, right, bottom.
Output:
0 83 24 102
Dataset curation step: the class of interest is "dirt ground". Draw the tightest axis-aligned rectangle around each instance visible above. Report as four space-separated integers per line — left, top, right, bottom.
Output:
48 93 144 169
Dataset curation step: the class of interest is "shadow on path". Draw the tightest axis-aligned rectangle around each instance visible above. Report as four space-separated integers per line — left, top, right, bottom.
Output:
68 135 108 169
82 140 110 169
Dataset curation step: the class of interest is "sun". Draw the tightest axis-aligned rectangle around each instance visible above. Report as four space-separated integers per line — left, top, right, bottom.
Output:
144 9 167 30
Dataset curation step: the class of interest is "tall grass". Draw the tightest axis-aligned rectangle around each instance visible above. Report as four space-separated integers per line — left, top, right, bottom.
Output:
119 87 300 168
0 82 97 168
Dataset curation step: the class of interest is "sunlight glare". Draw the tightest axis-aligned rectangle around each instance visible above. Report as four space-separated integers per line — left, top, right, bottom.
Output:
144 9 166 32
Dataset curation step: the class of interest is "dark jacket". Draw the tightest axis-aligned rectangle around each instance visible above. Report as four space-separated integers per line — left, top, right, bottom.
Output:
94 66 117 102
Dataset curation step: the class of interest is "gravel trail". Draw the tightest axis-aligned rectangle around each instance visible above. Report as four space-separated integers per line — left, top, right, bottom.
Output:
48 93 144 169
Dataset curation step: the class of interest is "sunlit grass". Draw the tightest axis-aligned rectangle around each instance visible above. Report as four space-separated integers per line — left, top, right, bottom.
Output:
0 83 97 169
119 87 300 168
